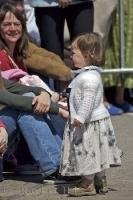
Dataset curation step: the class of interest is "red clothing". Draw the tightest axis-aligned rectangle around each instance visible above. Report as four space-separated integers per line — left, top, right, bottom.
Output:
0 50 27 72
0 121 5 128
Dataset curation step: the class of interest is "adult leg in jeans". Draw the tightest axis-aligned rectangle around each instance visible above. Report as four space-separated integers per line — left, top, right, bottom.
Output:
0 108 20 153
17 112 61 177
48 114 65 147
0 108 19 136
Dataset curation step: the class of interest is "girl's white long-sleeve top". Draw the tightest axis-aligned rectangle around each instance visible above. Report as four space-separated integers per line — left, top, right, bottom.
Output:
69 66 110 124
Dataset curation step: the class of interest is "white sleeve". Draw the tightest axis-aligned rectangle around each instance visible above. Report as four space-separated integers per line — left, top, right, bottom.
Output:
74 75 99 123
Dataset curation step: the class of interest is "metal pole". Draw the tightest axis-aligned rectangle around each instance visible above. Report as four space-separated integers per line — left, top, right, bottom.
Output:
119 0 125 69
102 68 133 74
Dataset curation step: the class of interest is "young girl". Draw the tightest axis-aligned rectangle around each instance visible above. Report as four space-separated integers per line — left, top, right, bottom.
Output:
60 33 122 196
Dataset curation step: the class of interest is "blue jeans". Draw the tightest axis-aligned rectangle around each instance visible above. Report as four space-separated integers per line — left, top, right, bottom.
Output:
0 108 62 176
48 114 65 145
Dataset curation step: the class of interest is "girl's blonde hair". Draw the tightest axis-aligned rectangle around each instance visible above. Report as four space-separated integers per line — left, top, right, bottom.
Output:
72 32 105 66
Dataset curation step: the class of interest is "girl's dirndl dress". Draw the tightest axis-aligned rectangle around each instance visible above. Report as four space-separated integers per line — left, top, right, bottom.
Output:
60 117 122 176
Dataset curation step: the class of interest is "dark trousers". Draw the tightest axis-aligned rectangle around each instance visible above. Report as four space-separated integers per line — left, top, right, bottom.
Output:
35 2 94 59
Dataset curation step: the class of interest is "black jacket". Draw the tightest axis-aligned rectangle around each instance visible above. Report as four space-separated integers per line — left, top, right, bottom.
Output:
0 79 59 114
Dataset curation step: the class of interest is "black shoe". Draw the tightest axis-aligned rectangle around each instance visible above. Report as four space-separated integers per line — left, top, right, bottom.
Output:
3 153 17 173
43 172 81 185
0 158 4 181
0 175 4 182
42 171 67 184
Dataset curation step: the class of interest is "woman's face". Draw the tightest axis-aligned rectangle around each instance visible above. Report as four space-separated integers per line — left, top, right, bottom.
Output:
0 11 22 46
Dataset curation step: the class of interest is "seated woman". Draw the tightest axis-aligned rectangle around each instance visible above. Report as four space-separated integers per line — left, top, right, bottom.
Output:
0 0 72 83
0 76 67 182
0 3 60 102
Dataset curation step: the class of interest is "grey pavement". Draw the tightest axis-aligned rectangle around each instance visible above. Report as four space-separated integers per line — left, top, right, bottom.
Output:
0 114 133 200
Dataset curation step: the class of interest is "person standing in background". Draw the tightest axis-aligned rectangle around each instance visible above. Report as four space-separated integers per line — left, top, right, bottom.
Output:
30 0 94 59
24 0 41 45
93 0 122 116
93 0 133 115
93 0 118 48
104 0 133 113
29 0 94 91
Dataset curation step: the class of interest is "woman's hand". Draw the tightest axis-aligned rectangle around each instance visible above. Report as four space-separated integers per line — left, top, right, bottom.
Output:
0 127 8 157
32 91 51 114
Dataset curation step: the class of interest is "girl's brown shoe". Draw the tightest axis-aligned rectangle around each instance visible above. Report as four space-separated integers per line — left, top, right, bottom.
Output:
68 178 96 197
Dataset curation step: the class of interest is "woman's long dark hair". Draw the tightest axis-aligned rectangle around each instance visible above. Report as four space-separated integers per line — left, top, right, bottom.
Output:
0 3 28 61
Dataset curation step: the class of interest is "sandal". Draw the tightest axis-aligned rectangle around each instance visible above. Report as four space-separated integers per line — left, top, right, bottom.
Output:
68 177 96 197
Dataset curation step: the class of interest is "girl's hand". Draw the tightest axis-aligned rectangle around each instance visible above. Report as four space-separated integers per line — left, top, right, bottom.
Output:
59 94 67 103
0 127 8 156
32 91 51 114
72 119 83 128
59 108 69 119
58 101 68 110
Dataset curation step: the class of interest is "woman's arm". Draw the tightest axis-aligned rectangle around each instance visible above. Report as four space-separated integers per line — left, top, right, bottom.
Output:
3 78 46 96
0 90 33 111
24 42 72 81
0 78 61 114
0 89 61 115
